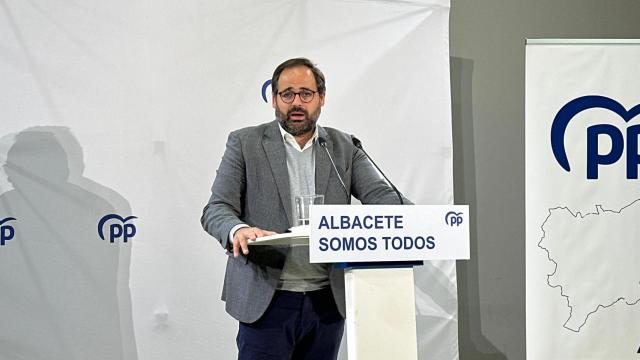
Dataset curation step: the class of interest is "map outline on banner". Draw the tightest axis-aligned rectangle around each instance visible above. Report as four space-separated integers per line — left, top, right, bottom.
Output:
538 199 640 332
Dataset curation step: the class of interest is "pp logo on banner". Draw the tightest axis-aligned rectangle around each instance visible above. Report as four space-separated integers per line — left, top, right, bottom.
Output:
445 211 464 227
98 214 137 243
551 95 640 179
0 217 16 246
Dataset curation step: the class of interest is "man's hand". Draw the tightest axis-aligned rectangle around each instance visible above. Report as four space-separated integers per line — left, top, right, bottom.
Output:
232 227 277 257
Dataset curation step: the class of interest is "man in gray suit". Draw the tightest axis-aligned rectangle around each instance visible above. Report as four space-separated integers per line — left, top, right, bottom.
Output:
201 58 409 359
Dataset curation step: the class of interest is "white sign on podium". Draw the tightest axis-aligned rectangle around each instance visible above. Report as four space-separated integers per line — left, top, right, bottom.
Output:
309 205 469 263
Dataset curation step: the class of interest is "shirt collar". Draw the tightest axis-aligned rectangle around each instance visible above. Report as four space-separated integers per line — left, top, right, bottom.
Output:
278 122 319 152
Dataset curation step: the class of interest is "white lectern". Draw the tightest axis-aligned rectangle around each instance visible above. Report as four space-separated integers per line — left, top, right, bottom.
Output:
254 205 470 360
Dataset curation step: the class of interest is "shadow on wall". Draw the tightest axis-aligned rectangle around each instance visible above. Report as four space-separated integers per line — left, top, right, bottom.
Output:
450 57 507 360
0 127 138 360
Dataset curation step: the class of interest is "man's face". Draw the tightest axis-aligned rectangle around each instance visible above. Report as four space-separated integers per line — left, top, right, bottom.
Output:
272 65 325 137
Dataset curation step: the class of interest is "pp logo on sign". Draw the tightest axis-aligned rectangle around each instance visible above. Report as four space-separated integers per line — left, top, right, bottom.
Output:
445 212 463 227
551 95 640 179
98 214 137 243
0 217 16 246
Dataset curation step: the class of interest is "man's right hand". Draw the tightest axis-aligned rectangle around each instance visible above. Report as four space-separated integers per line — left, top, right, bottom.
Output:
232 227 277 258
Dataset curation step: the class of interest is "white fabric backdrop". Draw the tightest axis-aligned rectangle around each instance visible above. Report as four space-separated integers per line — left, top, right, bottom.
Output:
0 0 455 358
526 41 640 359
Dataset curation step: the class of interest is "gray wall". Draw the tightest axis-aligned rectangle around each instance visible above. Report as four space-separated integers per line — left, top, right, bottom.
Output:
448 1 640 359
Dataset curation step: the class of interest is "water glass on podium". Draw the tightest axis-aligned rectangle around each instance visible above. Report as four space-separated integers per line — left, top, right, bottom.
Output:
295 195 324 226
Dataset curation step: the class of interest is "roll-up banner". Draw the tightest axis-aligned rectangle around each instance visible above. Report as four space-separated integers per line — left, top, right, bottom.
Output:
526 39 640 359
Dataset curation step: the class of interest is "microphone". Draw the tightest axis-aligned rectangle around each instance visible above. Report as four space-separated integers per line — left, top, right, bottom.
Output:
351 135 404 205
318 136 350 201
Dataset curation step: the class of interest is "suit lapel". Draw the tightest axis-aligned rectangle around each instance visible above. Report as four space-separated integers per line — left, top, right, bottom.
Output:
262 121 293 227
315 126 333 201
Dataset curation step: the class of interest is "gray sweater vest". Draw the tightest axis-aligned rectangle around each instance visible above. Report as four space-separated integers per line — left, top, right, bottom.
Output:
277 142 330 291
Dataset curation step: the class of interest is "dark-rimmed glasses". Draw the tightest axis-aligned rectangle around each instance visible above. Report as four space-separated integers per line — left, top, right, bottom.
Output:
277 89 318 104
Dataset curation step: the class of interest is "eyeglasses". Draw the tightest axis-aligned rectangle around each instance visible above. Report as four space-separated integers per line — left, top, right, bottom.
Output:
278 89 318 104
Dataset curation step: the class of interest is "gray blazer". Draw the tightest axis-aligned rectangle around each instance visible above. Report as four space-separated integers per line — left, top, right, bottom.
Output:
201 120 408 323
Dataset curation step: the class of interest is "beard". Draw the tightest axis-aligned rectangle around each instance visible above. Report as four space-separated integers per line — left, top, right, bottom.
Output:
276 105 321 137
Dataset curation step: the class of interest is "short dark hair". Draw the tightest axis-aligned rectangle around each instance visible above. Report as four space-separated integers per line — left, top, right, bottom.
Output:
271 58 326 96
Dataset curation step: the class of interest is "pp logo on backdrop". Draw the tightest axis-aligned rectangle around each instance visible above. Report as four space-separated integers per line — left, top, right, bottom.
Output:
551 95 640 179
445 211 464 227
262 80 272 103
0 217 16 246
98 214 137 243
